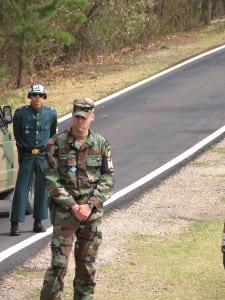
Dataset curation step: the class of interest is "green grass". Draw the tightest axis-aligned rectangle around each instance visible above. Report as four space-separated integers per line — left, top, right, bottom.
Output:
24 221 225 299
211 147 225 154
93 221 225 300
190 161 209 167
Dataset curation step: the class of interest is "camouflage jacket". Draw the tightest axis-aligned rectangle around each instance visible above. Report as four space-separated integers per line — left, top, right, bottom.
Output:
45 128 114 211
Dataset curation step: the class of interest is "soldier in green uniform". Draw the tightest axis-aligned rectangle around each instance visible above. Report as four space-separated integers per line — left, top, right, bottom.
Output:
10 84 57 236
40 98 114 300
221 224 225 268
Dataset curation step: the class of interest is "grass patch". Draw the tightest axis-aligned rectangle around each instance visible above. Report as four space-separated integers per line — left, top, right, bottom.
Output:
93 221 225 300
210 147 225 154
10 268 44 300
190 161 209 167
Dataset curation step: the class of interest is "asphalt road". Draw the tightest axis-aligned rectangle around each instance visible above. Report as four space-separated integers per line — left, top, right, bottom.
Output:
60 45 225 191
1 45 225 276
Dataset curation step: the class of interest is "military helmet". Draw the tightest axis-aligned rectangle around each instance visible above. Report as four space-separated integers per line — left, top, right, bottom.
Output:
27 84 47 99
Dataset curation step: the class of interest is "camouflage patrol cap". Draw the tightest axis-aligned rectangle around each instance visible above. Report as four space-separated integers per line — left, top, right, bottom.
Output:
73 98 95 119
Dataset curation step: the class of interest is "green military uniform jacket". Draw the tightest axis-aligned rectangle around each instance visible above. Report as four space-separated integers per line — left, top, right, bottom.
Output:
13 105 57 151
45 128 114 211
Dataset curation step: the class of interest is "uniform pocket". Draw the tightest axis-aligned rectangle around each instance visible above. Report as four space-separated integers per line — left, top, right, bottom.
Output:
59 154 76 166
58 154 77 181
86 155 102 167
86 154 102 182
22 124 35 137
40 125 50 137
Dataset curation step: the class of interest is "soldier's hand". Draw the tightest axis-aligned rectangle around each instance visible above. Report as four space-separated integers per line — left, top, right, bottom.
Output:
72 203 91 221
71 203 79 213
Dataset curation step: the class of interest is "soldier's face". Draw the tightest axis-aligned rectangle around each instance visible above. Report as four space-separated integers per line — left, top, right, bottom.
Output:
72 113 95 135
30 93 44 109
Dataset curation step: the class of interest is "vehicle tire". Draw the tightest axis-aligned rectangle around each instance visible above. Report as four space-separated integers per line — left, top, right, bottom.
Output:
27 174 35 211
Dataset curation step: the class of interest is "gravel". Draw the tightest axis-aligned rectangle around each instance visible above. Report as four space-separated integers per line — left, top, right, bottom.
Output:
1 138 225 299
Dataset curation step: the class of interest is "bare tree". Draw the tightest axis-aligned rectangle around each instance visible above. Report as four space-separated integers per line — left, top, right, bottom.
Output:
201 0 212 25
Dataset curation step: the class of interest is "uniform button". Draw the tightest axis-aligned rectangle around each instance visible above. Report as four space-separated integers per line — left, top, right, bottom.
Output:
37 121 39 125
36 131 39 134
36 141 39 144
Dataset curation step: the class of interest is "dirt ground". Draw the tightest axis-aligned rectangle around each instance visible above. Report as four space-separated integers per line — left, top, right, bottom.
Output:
1 133 225 299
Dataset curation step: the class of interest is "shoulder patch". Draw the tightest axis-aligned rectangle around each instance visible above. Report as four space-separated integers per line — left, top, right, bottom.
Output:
44 105 55 111
17 105 29 110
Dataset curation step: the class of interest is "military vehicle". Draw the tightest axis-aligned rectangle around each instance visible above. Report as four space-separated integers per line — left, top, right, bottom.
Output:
0 105 34 212
0 105 18 198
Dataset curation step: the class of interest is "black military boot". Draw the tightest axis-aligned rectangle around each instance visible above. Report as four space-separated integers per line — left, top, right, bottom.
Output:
10 222 20 236
33 220 46 233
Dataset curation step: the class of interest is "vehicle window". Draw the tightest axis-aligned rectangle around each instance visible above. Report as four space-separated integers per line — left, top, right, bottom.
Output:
3 106 12 123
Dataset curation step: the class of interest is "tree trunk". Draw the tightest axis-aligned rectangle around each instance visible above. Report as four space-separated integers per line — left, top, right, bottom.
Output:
202 0 212 25
154 0 165 27
16 43 24 88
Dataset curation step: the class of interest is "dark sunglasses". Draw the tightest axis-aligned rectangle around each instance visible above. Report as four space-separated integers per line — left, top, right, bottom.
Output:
31 93 44 97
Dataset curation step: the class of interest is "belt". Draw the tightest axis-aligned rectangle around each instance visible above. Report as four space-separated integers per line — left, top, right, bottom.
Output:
23 147 47 155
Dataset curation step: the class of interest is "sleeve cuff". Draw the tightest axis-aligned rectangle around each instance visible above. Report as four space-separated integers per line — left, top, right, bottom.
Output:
88 196 103 211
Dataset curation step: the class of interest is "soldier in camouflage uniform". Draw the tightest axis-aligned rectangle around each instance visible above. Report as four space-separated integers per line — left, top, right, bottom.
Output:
40 98 114 300
221 224 225 268
10 84 57 236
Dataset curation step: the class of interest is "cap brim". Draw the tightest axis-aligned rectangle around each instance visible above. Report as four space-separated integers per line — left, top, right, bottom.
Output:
74 111 91 119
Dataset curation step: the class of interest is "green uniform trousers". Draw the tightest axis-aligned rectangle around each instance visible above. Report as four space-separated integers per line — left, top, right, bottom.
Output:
10 155 48 223
40 206 103 300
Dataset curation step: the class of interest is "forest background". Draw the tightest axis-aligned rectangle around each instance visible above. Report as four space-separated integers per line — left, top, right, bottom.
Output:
1 0 225 117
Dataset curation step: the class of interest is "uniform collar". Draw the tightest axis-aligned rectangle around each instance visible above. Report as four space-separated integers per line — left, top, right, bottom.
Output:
68 128 95 147
30 104 44 113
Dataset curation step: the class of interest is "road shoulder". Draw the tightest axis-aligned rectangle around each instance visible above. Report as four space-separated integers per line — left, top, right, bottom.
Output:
1 138 225 299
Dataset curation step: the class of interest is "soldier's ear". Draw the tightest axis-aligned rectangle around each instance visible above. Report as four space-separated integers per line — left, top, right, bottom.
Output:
91 113 95 121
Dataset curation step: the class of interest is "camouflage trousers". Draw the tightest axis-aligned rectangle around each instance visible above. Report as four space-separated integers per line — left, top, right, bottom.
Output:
40 206 103 300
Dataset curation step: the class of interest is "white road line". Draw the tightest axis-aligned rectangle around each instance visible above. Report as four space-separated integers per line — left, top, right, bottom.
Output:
1 44 225 264
1 123 225 263
104 124 225 206
58 44 225 123
0 227 53 263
